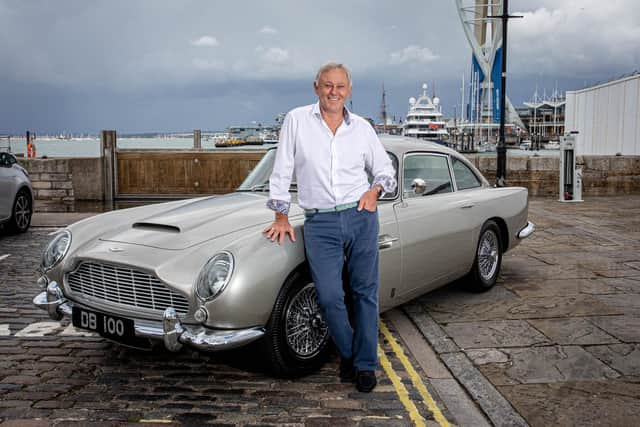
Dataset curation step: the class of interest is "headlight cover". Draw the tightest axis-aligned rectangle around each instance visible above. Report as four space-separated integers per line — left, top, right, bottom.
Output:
41 230 71 271
195 251 234 301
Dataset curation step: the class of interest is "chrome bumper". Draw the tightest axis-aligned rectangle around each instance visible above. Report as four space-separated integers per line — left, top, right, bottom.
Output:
33 281 265 352
517 221 536 239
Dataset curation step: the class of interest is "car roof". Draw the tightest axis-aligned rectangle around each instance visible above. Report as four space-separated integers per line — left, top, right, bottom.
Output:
379 135 458 158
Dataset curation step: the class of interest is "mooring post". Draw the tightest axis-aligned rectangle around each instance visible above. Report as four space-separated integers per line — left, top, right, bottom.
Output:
194 129 201 150
101 130 117 205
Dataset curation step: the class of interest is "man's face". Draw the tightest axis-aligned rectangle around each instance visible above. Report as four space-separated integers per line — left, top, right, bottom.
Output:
314 68 352 115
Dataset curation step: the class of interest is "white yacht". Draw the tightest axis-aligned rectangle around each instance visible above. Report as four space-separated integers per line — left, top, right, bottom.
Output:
402 83 449 142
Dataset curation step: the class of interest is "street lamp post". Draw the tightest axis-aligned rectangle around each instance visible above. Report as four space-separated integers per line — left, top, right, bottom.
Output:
489 0 521 187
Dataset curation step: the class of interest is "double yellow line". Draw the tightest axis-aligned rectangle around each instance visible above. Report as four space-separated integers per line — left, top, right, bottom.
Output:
379 320 451 427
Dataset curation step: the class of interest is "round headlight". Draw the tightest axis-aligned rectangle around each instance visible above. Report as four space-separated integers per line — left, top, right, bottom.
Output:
41 230 71 271
195 252 234 301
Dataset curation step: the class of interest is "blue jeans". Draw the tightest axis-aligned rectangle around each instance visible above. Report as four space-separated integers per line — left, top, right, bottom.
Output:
303 206 380 371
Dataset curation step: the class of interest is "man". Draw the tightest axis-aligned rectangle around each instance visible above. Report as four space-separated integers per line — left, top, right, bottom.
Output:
262 62 396 392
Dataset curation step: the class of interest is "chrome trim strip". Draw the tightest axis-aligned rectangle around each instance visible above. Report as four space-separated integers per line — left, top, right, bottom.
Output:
33 283 265 352
517 221 536 239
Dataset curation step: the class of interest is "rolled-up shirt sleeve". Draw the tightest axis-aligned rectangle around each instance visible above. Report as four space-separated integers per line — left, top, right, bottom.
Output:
367 130 397 194
267 112 296 214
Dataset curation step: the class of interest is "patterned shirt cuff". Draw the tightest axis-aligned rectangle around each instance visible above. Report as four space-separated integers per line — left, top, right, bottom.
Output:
267 199 290 215
372 175 397 194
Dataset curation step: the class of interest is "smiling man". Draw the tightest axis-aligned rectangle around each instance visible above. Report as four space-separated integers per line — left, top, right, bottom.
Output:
263 62 397 392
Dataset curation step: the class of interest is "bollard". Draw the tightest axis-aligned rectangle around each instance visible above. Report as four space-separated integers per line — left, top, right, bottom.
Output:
194 129 202 150
101 130 117 205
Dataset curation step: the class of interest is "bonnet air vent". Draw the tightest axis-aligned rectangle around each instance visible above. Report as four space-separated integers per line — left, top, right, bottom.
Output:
132 222 181 233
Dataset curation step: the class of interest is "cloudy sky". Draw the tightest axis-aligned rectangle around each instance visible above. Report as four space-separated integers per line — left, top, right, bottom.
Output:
1 0 638 134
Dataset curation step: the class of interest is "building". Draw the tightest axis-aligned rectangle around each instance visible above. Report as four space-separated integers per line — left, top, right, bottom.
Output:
518 94 566 141
565 72 640 155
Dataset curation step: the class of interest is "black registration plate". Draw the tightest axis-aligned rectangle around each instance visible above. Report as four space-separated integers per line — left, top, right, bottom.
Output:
72 306 135 340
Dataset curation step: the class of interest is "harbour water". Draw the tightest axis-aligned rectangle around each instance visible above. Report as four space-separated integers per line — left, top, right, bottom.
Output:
4 136 559 158
4 136 278 158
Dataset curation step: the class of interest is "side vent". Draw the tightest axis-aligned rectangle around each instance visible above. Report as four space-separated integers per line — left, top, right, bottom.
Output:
132 222 181 233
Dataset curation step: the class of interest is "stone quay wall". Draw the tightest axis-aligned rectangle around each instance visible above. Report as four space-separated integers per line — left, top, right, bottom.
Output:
19 157 104 204
468 154 640 196
17 153 640 202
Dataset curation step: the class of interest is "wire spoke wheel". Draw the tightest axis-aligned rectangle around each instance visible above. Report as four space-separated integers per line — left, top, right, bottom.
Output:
467 220 502 292
285 283 328 359
478 229 499 281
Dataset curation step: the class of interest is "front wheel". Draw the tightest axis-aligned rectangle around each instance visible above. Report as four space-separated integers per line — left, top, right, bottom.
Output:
466 220 502 292
8 189 32 233
262 269 331 377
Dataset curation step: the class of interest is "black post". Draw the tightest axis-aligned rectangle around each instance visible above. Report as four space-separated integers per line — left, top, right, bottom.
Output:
490 0 521 187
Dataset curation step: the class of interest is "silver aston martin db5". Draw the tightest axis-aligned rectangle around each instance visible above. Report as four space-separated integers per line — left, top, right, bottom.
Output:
34 137 534 376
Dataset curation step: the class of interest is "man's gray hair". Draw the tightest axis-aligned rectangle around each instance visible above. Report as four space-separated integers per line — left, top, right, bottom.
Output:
314 62 352 88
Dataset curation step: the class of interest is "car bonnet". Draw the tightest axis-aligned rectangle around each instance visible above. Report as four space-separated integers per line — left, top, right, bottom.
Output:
98 193 283 250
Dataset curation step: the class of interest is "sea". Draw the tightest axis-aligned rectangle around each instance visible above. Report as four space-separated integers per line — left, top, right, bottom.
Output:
3 136 277 158
2 136 559 158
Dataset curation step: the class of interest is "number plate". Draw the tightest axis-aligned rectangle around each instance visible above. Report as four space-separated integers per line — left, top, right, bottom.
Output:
72 307 135 340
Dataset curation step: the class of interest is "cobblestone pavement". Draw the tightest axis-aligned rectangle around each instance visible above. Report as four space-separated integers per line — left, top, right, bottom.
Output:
405 196 640 427
0 228 455 426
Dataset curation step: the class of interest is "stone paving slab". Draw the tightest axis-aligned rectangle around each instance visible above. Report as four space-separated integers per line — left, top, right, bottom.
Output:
478 346 621 385
527 318 621 345
585 344 640 377
590 315 640 342
409 196 640 426
498 381 640 427
443 320 551 349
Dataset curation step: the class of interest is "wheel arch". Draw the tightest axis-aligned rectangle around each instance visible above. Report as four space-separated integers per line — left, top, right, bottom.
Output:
488 216 509 252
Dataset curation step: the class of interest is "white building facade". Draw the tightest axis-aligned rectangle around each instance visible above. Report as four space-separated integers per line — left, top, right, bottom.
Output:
565 73 640 155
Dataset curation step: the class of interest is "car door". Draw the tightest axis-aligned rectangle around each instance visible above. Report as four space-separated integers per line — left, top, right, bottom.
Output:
377 200 401 311
373 152 401 311
393 152 474 300
0 153 16 220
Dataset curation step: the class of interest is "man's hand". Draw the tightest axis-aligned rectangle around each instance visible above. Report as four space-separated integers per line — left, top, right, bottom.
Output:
357 186 381 212
262 213 296 244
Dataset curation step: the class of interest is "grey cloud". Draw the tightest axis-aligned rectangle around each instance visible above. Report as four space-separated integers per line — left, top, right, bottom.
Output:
1 0 637 134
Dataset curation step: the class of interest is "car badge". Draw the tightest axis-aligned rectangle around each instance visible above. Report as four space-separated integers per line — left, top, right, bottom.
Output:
109 246 125 253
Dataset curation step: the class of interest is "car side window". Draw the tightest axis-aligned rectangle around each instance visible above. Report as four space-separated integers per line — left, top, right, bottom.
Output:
452 157 482 190
403 154 453 198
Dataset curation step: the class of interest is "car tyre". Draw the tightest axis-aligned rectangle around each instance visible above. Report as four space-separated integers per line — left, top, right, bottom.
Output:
263 269 331 377
466 220 502 292
8 189 32 234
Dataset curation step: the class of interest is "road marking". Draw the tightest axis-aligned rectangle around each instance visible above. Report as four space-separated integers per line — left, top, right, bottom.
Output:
0 324 10 336
14 321 64 337
380 319 452 427
378 343 426 426
0 254 10 262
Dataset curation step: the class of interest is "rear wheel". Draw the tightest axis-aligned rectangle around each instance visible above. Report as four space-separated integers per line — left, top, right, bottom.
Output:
8 189 32 233
466 220 502 292
263 269 331 377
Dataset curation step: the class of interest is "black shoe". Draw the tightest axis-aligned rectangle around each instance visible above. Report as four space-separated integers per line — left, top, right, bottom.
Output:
339 357 355 383
355 370 377 392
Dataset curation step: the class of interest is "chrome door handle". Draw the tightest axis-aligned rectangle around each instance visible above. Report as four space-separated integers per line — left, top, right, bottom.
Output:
460 203 475 209
378 235 398 249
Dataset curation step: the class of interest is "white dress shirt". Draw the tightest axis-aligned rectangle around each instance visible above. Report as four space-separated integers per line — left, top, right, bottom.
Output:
268 102 397 213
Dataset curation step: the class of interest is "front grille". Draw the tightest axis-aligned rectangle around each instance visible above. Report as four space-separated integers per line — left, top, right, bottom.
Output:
66 261 190 315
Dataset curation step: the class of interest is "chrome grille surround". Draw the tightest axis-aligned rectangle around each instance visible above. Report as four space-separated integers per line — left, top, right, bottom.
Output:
65 261 190 315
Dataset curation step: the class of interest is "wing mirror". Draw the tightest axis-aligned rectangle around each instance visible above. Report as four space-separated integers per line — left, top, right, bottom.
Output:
411 178 426 195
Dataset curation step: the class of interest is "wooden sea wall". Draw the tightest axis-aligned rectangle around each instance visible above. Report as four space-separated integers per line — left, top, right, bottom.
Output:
116 150 265 197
